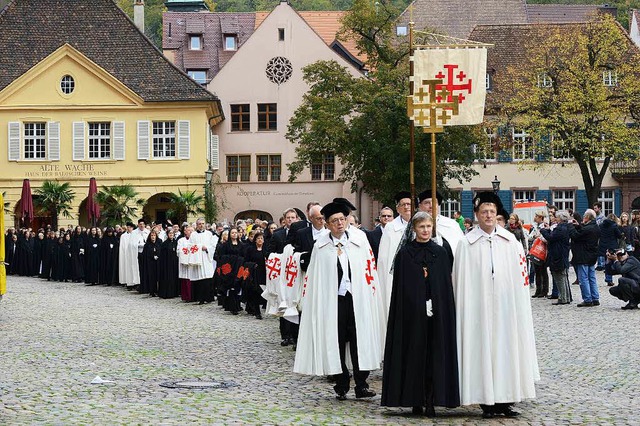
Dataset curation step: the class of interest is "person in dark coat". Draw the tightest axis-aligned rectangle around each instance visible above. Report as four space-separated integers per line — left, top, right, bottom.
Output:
55 234 72 282
214 227 245 313
382 212 459 417
15 230 32 276
5 233 17 275
540 211 572 305
99 227 119 285
242 232 268 319
158 229 179 299
607 249 640 309
32 231 45 276
140 231 161 296
70 226 85 282
365 207 393 261
569 209 602 307
41 231 57 280
84 227 100 285
598 214 623 286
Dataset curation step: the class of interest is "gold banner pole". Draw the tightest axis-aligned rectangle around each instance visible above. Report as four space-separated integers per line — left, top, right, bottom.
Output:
409 21 416 213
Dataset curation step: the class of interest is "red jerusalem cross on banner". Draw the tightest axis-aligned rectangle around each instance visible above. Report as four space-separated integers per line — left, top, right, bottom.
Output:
412 47 487 126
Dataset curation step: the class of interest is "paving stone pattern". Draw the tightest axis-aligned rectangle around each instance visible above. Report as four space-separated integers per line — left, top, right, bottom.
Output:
1 271 639 425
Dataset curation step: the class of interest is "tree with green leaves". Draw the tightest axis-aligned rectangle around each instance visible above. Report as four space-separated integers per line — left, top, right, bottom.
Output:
167 189 205 224
492 14 640 206
286 0 481 205
34 181 76 229
117 0 166 47
96 184 145 227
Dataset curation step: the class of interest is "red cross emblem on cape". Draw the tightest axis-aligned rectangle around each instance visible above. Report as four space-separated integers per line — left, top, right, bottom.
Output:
365 249 376 294
237 266 250 280
519 253 529 286
220 263 232 275
266 257 281 280
182 247 189 255
190 245 199 254
435 64 472 104
285 257 298 288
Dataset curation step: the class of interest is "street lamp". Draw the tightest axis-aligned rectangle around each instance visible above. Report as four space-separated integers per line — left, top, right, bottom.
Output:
491 175 500 193
204 168 214 223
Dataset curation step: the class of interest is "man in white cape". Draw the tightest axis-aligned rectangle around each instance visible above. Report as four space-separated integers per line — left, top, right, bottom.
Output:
192 218 218 304
118 222 135 287
177 226 216 300
376 191 412 328
453 191 540 419
129 219 149 290
294 202 381 401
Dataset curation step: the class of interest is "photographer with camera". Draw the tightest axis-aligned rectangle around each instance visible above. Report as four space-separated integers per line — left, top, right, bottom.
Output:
606 249 640 310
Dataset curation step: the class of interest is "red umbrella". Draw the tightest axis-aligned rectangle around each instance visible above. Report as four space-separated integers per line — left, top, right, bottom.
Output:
20 178 34 226
87 177 100 226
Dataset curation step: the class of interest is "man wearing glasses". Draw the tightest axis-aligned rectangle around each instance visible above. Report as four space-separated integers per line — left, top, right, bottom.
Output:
294 201 380 401
366 207 394 261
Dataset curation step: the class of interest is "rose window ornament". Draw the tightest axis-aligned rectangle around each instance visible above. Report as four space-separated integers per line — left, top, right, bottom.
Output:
266 56 292 85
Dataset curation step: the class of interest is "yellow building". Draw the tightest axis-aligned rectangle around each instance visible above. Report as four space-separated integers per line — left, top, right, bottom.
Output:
0 0 222 229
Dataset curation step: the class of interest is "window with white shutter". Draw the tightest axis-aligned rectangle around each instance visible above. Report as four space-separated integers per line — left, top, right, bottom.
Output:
113 121 125 160
72 122 85 160
177 120 190 159
137 120 150 160
48 122 60 161
8 122 20 161
210 133 219 170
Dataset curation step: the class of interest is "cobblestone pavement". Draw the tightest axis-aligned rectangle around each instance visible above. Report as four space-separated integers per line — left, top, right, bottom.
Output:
1 270 639 425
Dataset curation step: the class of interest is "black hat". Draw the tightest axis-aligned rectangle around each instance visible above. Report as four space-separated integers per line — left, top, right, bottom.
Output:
418 189 443 204
321 202 350 220
473 191 504 212
394 191 412 204
126 222 135 228
333 197 357 211
294 207 307 222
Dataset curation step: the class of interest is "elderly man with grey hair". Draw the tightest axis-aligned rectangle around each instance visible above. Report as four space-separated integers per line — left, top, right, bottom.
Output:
569 209 602 307
541 211 572 305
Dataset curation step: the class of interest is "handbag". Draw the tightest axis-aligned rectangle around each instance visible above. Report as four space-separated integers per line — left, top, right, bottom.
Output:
528 237 547 266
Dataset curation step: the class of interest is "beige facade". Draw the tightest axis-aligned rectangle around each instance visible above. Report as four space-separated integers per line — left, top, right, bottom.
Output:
208 2 372 224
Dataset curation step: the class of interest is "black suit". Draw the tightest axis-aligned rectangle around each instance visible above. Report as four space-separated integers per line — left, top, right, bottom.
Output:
294 226 320 272
286 220 310 246
267 227 288 255
365 226 383 261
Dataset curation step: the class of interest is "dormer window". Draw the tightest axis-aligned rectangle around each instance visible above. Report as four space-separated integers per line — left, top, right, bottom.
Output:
537 72 553 88
485 72 493 91
190 35 202 50
396 26 407 36
224 34 238 51
278 28 285 41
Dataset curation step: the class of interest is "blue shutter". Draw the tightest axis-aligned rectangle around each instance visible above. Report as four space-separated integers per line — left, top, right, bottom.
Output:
537 189 551 204
576 190 589 214
461 190 474 221
498 190 513 214
615 188 622 216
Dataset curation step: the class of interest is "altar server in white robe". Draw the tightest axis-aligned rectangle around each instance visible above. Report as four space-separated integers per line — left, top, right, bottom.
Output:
192 218 218 304
118 222 135 287
417 189 463 255
129 219 149 289
376 191 412 326
294 202 380 401
177 226 216 291
453 192 539 419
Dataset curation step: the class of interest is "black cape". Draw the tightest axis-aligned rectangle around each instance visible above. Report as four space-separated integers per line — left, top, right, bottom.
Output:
140 240 161 294
381 239 460 409
99 234 119 285
84 235 101 284
158 238 179 299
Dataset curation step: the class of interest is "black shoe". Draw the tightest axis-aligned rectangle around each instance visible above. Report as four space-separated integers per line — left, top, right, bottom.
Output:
501 407 520 418
606 282 614 287
546 295 559 299
577 301 593 307
425 405 436 417
572 280 579 285
336 392 347 401
622 303 638 310
411 406 423 415
552 301 570 305
281 339 290 347
592 300 600 306
255 313 262 320
355 388 376 398
482 411 495 419
198 301 204 305
595 266 604 271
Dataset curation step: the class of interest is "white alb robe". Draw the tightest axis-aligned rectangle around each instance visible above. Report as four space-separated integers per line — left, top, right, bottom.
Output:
294 231 382 376
118 231 131 285
434 214 464 255
376 215 407 327
177 232 216 281
453 226 540 405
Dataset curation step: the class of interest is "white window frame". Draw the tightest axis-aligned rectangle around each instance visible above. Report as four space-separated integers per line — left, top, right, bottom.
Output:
190 35 202 50
440 195 461 219
537 72 553 88
187 70 207 84
475 128 497 162
553 189 575 212
599 190 615 216
88 122 111 160
224 35 237 51
311 153 335 181
23 122 46 160
512 128 535 161
603 70 618 87
396 26 407 36
513 190 536 204
256 154 282 182
152 121 176 159
551 134 573 161
485 73 492 91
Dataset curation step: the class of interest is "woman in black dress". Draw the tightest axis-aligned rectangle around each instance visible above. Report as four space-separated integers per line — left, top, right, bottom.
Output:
84 227 100 285
32 231 45 276
141 230 161 296
6 233 17 275
99 227 119 285
214 227 245 314
381 212 460 417
70 226 85 282
55 234 72 282
158 229 179 299
242 231 268 319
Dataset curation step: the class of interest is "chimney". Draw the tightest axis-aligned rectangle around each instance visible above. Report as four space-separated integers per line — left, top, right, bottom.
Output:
134 0 144 33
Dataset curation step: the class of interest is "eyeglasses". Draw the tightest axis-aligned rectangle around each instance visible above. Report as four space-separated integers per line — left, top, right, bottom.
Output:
397 202 412 208
380 215 393 218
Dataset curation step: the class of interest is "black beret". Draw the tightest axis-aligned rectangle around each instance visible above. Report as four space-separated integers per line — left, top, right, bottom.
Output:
418 189 443 204
332 197 357 211
394 191 412 204
321 202 350 220
473 191 504 212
